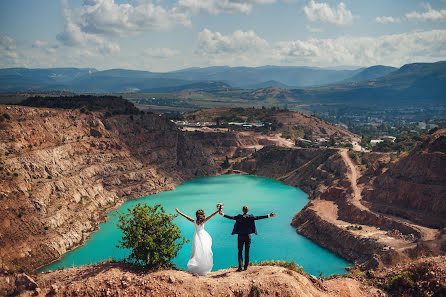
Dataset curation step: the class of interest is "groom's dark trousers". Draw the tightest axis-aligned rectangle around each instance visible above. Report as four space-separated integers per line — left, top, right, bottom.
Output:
238 234 251 269
223 213 269 270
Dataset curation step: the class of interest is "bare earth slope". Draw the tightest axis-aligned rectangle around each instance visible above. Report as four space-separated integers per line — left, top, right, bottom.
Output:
362 129 446 228
10 264 383 297
0 104 219 272
185 107 356 140
5 257 446 297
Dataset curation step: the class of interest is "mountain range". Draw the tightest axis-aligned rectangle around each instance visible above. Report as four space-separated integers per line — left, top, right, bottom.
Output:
288 61 446 106
0 64 398 92
1 62 445 107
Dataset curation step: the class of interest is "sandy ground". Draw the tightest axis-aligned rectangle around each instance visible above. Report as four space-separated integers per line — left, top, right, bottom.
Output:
29 264 384 297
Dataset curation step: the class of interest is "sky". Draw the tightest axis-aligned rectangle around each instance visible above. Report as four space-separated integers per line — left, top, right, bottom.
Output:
0 0 445 71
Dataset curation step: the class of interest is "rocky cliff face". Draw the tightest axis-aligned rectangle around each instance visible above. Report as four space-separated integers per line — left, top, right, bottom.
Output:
234 146 431 269
0 104 219 272
2 96 442 281
184 130 263 159
291 205 389 267
362 129 446 228
234 146 346 199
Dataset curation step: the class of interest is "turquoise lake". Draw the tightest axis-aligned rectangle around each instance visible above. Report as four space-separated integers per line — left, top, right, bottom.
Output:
39 175 350 276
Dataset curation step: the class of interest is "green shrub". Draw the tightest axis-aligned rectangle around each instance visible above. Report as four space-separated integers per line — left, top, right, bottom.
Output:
221 156 230 169
346 225 363 231
248 285 261 297
381 262 445 296
116 203 188 268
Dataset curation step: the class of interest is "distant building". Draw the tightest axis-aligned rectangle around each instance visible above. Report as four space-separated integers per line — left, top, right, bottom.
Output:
418 122 427 129
315 138 328 146
228 122 245 126
228 121 264 128
251 121 264 127
428 124 439 129
172 121 216 127
370 139 384 146
295 138 313 147
381 136 396 142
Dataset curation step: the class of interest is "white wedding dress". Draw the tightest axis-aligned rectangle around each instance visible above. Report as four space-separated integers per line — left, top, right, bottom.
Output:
187 221 213 276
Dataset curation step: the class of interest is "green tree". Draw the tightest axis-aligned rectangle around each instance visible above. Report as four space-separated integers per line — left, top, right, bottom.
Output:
116 203 188 268
221 156 230 169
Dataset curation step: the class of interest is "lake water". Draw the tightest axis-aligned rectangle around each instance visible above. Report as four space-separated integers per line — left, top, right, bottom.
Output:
39 175 350 276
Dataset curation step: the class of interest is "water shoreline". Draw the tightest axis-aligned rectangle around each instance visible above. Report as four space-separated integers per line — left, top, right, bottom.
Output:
38 175 350 276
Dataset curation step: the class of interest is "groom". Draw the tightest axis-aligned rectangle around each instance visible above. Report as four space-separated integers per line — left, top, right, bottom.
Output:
219 205 276 271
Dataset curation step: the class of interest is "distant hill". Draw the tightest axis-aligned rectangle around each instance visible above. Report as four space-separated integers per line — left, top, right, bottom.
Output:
342 65 397 83
159 65 364 88
142 81 232 93
0 65 374 92
1 63 444 104
246 80 291 89
20 95 141 114
0 68 96 91
70 76 191 93
258 62 446 106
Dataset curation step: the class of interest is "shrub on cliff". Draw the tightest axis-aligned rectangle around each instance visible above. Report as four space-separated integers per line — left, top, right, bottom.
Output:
221 156 230 169
116 203 188 268
381 262 446 296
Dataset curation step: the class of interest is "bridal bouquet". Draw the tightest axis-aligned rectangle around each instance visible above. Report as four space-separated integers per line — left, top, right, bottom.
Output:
216 203 224 210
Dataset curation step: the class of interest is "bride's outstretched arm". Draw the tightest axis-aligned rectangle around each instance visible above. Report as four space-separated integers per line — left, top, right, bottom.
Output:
203 210 220 223
175 208 194 222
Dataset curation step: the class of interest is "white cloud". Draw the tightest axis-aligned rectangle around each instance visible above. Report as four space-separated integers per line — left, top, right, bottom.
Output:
196 29 270 66
375 16 401 24
144 48 180 58
274 30 446 66
406 4 446 21
178 0 276 15
304 0 354 25
193 29 446 67
77 0 190 36
197 28 269 55
32 40 49 48
0 36 18 60
57 0 120 55
32 41 60 55
306 25 323 33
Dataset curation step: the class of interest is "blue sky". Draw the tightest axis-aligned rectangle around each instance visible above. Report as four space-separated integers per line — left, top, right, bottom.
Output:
0 0 445 71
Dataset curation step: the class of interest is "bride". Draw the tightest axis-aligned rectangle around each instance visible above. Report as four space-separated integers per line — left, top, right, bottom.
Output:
175 207 219 276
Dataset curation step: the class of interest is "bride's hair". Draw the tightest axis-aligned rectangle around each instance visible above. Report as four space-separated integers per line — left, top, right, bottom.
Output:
196 209 205 225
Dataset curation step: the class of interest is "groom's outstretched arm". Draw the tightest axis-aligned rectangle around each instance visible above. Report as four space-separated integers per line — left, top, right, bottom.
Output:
223 214 236 220
220 211 236 220
253 212 276 220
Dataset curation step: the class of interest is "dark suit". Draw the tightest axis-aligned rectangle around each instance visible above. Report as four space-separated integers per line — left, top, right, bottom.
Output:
223 213 269 269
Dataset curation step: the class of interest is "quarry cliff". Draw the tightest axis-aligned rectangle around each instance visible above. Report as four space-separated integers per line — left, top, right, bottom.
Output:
1 97 445 296
0 101 221 272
